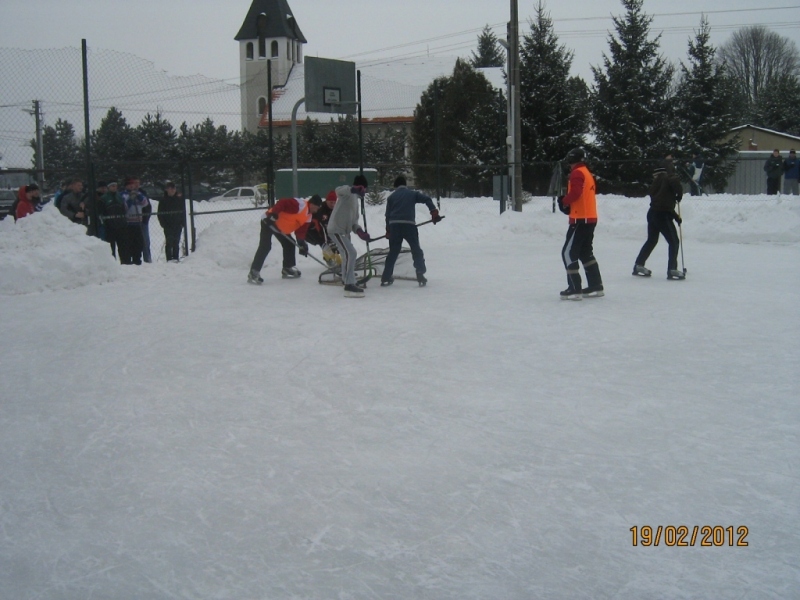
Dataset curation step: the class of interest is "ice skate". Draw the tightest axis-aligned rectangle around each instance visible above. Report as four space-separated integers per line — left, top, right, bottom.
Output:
416 272 427 287
247 269 263 285
380 278 394 287
632 264 651 277
581 284 605 298
344 284 365 298
667 269 686 280
560 288 582 301
281 266 301 279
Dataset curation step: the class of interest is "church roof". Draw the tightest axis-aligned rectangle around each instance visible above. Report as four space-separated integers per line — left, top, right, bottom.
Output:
235 0 307 43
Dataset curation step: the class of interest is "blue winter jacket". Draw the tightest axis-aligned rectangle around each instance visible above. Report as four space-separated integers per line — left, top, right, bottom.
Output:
385 186 436 228
784 157 800 180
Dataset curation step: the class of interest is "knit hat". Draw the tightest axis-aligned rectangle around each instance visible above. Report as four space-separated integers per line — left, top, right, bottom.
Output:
325 190 337 204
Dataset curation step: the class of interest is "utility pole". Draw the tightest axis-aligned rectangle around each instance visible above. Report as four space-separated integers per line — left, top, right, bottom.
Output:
509 0 523 211
24 100 44 189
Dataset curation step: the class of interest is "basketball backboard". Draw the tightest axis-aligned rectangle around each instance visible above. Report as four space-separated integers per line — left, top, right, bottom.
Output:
304 57 357 115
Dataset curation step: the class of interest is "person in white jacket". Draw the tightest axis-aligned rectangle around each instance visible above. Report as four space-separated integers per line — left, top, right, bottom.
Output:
327 175 371 298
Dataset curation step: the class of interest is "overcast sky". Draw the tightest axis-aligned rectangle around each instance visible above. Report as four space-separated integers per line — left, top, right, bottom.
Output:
5 0 800 83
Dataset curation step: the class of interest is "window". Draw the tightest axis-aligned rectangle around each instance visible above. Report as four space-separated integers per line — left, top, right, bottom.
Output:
258 38 266 59
258 97 267 117
223 189 240 198
246 42 253 60
241 189 255 197
271 41 278 58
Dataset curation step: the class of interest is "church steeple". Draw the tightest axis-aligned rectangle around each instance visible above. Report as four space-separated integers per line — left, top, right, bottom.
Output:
236 0 306 132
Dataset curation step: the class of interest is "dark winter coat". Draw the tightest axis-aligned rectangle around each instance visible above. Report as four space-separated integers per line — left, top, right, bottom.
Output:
60 190 87 224
385 186 436 228
99 191 127 228
783 156 800 180
157 191 186 230
764 155 784 179
649 172 683 213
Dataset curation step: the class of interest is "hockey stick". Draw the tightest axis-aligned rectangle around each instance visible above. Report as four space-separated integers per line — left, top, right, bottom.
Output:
675 202 686 274
269 225 330 269
367 216 446 242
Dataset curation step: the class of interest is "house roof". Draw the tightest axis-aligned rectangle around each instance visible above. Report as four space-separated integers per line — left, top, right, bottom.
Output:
259 56 504 127
235 0 306 43
730 124 800 142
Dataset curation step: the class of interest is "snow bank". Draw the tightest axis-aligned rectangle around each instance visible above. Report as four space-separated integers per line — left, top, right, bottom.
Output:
0 204 120 295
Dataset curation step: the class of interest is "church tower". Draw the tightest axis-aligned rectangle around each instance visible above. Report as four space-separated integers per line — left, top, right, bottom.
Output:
235 0 306 132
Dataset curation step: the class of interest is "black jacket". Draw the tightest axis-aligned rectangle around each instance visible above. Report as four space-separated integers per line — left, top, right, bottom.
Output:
157 192 186 230
649 172 683 213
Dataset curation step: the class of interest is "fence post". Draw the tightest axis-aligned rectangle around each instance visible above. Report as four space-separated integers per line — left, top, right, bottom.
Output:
187 165 196 252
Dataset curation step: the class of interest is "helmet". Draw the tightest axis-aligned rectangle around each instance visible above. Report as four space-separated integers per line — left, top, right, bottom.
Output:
565 147 586 164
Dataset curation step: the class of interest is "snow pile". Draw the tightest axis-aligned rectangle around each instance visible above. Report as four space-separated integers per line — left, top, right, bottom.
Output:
0 204 120 295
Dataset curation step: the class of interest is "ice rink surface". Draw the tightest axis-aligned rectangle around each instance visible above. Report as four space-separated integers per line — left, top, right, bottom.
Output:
1 196 798 599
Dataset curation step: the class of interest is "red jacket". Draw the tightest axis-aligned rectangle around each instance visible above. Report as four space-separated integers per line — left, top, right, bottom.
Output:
266 198 312 240
15 187 35 221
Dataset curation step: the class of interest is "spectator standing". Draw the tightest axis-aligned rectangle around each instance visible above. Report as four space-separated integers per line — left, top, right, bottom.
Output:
120 177 149 265
140 189 153 263
13 184 40 221
247 195 323 284
764 149 783 195
380 174 441 287
60 179 87 225
157 181 185 263
557 147 604 300
99 181 129 262
783 149 799 195
327 177 372 298
632 159 685 280
95 181 108 239
686 152 704 196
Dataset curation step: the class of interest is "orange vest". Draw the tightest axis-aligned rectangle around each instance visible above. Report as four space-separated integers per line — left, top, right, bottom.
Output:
567 166 597 222
270 199 311 234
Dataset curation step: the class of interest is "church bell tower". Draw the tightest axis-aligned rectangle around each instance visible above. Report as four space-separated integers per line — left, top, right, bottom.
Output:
235 0 306 132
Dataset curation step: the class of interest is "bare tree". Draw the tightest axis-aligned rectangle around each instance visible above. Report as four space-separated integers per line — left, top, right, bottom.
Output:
718 26 799 107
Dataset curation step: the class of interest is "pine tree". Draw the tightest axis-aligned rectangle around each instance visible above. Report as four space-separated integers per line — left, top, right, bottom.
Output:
591 0 674 195
137 112 179 184
519 1 589 193
470 25 505 69
411 60 506 195
32 118 82 182
673 17 740 192
753 74 800 136
177 118 235 188
91 107 142 181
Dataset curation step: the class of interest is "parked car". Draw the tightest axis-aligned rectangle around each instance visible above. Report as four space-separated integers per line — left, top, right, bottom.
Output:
0 189 17 220
208 185 268 205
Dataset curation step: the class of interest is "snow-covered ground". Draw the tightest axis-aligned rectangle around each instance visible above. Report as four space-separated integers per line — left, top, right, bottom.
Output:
1 195 799 599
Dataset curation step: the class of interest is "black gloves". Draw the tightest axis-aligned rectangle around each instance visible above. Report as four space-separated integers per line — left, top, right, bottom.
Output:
298 239 309 257
430 209 442 224
673 212 682 225
557 196 570 215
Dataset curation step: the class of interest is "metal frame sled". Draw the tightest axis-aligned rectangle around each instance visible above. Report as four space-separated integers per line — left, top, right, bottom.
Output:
318 246 415 285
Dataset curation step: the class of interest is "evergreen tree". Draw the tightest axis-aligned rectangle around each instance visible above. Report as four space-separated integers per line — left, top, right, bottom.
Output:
591 0 675 195
753 74 800 136
364 127 409 188
470 25 505 69
32 118 82 182
91 107 142 180
411 59 506 195
136 111 179 184
177 118 235 187
673 17 740 192
519 1 590 193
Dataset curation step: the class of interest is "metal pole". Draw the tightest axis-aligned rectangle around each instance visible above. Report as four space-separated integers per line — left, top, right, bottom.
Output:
267 60 275 207
357 70 363 176
33 100 44 189
81 39 98 235
291 97 305 197
510 0 523 212
434 80 441 209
